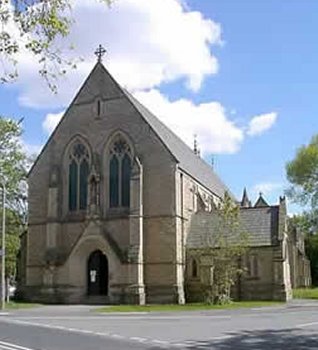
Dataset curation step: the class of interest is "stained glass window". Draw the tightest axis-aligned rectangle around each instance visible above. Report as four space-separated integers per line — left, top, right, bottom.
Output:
121 154 131 207
110 155 119 207
79 159 89 210
69 160 78 211
109 136 131 208
68 141 90 211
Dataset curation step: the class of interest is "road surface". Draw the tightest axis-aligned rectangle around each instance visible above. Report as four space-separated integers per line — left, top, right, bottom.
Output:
1 300 318 349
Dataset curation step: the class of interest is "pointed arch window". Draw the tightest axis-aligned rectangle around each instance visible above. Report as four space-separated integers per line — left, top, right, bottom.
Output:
68 142 90 211
191 258 198 278
246 254 259 278
109 155 119 207
109 136 132 208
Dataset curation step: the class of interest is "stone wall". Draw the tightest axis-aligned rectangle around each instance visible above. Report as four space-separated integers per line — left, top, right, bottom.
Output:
186 243 292 302
173 170 224 304
24 63 184 304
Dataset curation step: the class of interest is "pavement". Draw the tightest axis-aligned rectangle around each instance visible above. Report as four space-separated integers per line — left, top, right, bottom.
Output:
0 300 318 349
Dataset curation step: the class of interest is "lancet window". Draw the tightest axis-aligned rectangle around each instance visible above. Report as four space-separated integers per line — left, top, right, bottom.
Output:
109 135 132 208
191 258 198 278
68 142 90 211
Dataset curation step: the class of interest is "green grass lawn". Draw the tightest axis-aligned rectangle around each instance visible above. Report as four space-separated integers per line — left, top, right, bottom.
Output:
4 301 41 310
96 301 283 313
293 288 318 300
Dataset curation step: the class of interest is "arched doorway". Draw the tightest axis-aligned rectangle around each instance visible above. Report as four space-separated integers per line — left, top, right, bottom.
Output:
87 250 108 296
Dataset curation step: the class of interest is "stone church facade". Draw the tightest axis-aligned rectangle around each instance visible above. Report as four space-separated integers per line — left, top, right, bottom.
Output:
19 59 310 304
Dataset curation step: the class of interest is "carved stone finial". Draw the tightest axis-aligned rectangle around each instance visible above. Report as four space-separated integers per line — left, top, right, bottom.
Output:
241 187 251 208
193 134 198 155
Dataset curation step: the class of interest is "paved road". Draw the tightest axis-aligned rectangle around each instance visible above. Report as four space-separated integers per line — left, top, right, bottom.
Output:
1 301 318 349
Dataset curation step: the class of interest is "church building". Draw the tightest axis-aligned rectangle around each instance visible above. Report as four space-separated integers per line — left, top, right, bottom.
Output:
19 50 310 304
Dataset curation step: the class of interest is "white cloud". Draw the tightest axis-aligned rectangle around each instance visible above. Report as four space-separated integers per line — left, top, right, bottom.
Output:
42 111 64 135
134 89 244 155
40 92 277 156
252 182 283 196
4 0 279 155
247 112 277 136
6 0 222 109
21 141 43 157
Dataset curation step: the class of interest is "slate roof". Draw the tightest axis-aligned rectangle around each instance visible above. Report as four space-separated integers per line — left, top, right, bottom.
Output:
187 206 279 248
124 91 234 199
254 193 269 208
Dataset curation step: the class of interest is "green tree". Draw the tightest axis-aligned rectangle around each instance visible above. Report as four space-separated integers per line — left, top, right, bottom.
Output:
305 233 318 286
0 0 112 90
197 193 249 304
0 117 28 279
289 212 318 285
286 135 318 285
0 117 26 197
4 209 21 279
286 135 318 209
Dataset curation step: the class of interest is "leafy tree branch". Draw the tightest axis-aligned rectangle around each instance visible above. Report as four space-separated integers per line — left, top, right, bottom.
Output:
0 0 112 90
286 135 318 209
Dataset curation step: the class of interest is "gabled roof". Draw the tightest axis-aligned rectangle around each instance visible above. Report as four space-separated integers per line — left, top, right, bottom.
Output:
29 61 233 199
124 91 233 199
28 62 107 177
187 206 279 248
254 193 269 208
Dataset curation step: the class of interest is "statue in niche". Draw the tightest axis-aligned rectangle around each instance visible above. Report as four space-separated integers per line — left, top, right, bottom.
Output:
88 156 101 217
90 172 100 206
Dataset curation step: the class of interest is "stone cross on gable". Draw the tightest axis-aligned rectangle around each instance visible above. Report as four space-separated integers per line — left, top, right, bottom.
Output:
95 44 106 62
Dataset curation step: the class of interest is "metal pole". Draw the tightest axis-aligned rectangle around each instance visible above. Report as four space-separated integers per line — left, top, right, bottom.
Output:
1 183 6 310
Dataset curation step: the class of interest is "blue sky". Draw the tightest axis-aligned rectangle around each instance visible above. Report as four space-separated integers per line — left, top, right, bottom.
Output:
1 0 317 213
187 0 318 211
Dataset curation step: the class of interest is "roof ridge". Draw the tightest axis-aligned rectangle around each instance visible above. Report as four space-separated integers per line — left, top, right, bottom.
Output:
240 205 279 210
123 91 234 199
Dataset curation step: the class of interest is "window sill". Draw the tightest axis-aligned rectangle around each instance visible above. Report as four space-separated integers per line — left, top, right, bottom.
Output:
64 210 87 222
106 207 130 218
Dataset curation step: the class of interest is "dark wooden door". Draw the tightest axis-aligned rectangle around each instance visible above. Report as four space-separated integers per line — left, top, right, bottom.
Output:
87 250 108 296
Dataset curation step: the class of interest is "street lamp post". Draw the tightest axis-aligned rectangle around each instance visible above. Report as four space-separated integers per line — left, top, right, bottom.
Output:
1 182 6 310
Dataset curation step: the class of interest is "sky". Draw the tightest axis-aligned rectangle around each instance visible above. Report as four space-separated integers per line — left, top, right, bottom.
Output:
1 0 318 214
